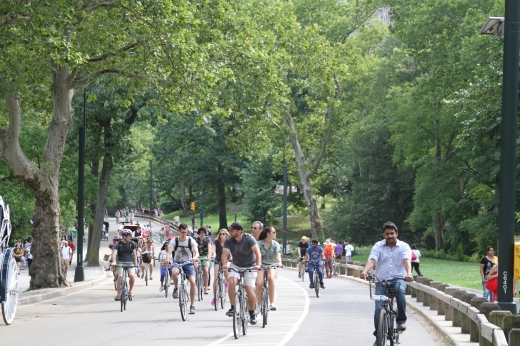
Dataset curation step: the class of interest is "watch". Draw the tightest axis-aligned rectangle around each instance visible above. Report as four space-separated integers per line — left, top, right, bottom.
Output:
406 273 412 276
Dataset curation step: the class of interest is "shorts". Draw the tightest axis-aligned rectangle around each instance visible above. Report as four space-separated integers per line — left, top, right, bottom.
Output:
172 261 196 277
61 259 69 269
198 256 209 266
142 253 152 264
324 259 332 263
228 263 257 288
116 262 136 275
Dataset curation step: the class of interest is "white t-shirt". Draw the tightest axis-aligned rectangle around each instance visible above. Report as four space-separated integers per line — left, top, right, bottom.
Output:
61 245 71 260
412 249 421 263
344 244 354 257
169 237 197 262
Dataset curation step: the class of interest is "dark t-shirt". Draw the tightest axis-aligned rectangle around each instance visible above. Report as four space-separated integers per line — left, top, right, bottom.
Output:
224 233 257 267
297 241 309 258
480 256 494 277
197 236 211 256
115 240 136 262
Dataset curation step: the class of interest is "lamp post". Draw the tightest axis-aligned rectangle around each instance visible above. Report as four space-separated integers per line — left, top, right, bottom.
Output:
271 121 288 255
74 88 86 282
479 2 519 314
149 160 153 212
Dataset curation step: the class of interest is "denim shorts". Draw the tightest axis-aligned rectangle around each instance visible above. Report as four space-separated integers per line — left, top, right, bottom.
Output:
172 262 196 277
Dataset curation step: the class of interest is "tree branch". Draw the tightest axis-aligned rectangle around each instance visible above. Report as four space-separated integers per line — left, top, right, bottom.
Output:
74 1 119 27
72 68 148 90
307 101 334 179
87 41 141 63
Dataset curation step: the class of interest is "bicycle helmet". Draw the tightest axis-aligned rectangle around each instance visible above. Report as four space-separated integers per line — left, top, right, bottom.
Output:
121 229 132 236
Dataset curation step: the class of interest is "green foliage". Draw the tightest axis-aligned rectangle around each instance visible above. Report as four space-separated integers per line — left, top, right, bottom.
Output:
241 154 281 224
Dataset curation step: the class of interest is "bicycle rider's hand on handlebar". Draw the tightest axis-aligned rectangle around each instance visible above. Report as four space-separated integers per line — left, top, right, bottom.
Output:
360 272 369 280
405 273 414 282
252 264 260 271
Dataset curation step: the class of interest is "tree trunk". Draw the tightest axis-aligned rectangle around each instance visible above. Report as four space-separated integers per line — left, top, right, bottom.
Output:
217 164 228 230
86 156 113 266
0 64 74 289
86 161 100 259
433 119 444 250
434 211 444 250
178 181 188 216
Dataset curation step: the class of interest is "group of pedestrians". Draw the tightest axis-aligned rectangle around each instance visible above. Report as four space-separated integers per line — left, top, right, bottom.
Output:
12 238 32 274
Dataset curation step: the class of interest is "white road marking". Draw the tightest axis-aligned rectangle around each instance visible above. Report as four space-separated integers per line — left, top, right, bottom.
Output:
276 278 310 346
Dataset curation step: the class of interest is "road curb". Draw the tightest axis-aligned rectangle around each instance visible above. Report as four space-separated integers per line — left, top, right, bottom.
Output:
18 265 108 306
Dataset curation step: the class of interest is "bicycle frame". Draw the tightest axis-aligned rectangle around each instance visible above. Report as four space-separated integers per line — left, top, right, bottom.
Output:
229 267 254 339
260 264 277 327
368 275 403 346
174 261 191 321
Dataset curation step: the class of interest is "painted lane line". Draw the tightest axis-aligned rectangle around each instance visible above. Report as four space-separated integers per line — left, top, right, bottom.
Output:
276 277 310 346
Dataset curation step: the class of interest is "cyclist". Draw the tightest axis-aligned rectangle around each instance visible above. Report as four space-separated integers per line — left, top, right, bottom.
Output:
209 228 230 306
251 221 263 241
222 222 261 325
296 236 309 279
140 238 155 280
303 239 325 290
195 227 212 294
360 221 413 340
159 242 172 292
255 226 283 311
159 227 165 242
111 229 138 300
167 223 199 314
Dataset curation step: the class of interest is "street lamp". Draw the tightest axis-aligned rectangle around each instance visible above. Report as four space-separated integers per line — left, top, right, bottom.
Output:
271 121 288 255
479 5 519 314
74 87 86 282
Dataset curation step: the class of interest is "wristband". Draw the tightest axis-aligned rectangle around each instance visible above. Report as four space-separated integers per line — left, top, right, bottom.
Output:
406 273 412 276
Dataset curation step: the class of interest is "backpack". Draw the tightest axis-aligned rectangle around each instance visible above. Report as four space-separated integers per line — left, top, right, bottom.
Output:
411 252 417 261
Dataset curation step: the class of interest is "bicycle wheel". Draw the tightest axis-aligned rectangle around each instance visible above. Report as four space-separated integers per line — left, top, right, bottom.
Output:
164 270 169 298
120 282 126 312
219 273 226 309
233 293 241 339
197 270 203 301
262 285 269 328
179 282 187 321
377 309 390 346
214 276 219 311
314 270 319 298
301 264 305 282
145 266 148 286
389 310 397 346
241 290 249 336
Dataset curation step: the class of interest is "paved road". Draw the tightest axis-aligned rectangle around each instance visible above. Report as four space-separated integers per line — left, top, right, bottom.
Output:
6 217 442 345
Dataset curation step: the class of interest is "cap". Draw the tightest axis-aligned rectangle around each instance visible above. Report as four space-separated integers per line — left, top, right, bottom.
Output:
228 222 243 231
301 236 308 240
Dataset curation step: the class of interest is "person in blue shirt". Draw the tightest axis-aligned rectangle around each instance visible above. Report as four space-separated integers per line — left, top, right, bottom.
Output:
304 239 325 289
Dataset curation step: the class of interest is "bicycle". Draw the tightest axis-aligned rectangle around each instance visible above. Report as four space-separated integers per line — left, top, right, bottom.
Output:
229 267 255 339
162 263 171 298
367 274 403 346
116 265 136 312
298 258 305 282
142 256 150 286
211 260 226 311
259 264 278 328
196 259 204 301
305 259 322 298
173 261 191 321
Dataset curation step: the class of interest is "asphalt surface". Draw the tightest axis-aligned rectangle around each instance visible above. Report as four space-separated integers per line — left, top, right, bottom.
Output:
3 218 442 345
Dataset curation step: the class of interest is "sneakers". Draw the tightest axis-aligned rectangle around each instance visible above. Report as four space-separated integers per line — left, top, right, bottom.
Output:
397 323 406 331
298 273 301 278
270 303 277 311
114 295 121 301
159 286 164 292
189 306 196 314
250 311 257 325
128 291 133 300
309 284 315 289
204 289 208 295
141 273 144 279
150 277 153 280
172 288 179 299
226 307 234 317
211 298 216 306
320 284 325 289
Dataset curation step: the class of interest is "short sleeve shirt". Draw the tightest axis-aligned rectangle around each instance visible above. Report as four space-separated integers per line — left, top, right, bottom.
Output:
197 236 211 256
306 246 323 265
368 239 411 281
224 233 257 267
169 237 197 263
297 241 309 257
480 256 495 277
258 239 281 265
114 241 136 262
335 244 343 255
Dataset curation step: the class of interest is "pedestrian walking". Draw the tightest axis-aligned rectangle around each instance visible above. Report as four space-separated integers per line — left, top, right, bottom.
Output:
479 246 497 302
61 240 72 278
410 244 422 276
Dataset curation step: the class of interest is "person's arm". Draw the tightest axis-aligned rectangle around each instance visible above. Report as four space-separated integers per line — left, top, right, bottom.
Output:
167 245 173 264
480 263 486 281
403 259 413 281
132 247 138 267
191 241 199 262
297 245 302 258
251 244 261 269
361 259 376 280
222 248 230 268
111 249 118 266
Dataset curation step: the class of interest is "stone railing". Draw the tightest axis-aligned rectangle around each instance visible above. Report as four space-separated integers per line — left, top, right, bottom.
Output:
281 255 520 345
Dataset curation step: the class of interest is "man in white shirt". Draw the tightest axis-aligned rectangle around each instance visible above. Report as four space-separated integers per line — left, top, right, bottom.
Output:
61 240 72 277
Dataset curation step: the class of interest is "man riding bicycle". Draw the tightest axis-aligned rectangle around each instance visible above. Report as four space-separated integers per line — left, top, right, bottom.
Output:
297 236 309 279
222 222 261 325
167 223 199 314
304 239 325 289
195 227 212 294
111 229 138 300
361 221 413 344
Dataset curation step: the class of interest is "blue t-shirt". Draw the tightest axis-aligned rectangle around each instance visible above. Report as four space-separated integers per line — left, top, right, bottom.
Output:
306 246 323 265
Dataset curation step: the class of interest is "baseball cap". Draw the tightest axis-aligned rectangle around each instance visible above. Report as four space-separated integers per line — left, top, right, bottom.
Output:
301 236 308 240
227 222 243 231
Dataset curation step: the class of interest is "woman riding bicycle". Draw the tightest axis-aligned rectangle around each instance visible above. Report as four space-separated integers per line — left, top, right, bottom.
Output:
255 226 283 311
158 242 172 292
140 238 154 280
209 228 231 306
